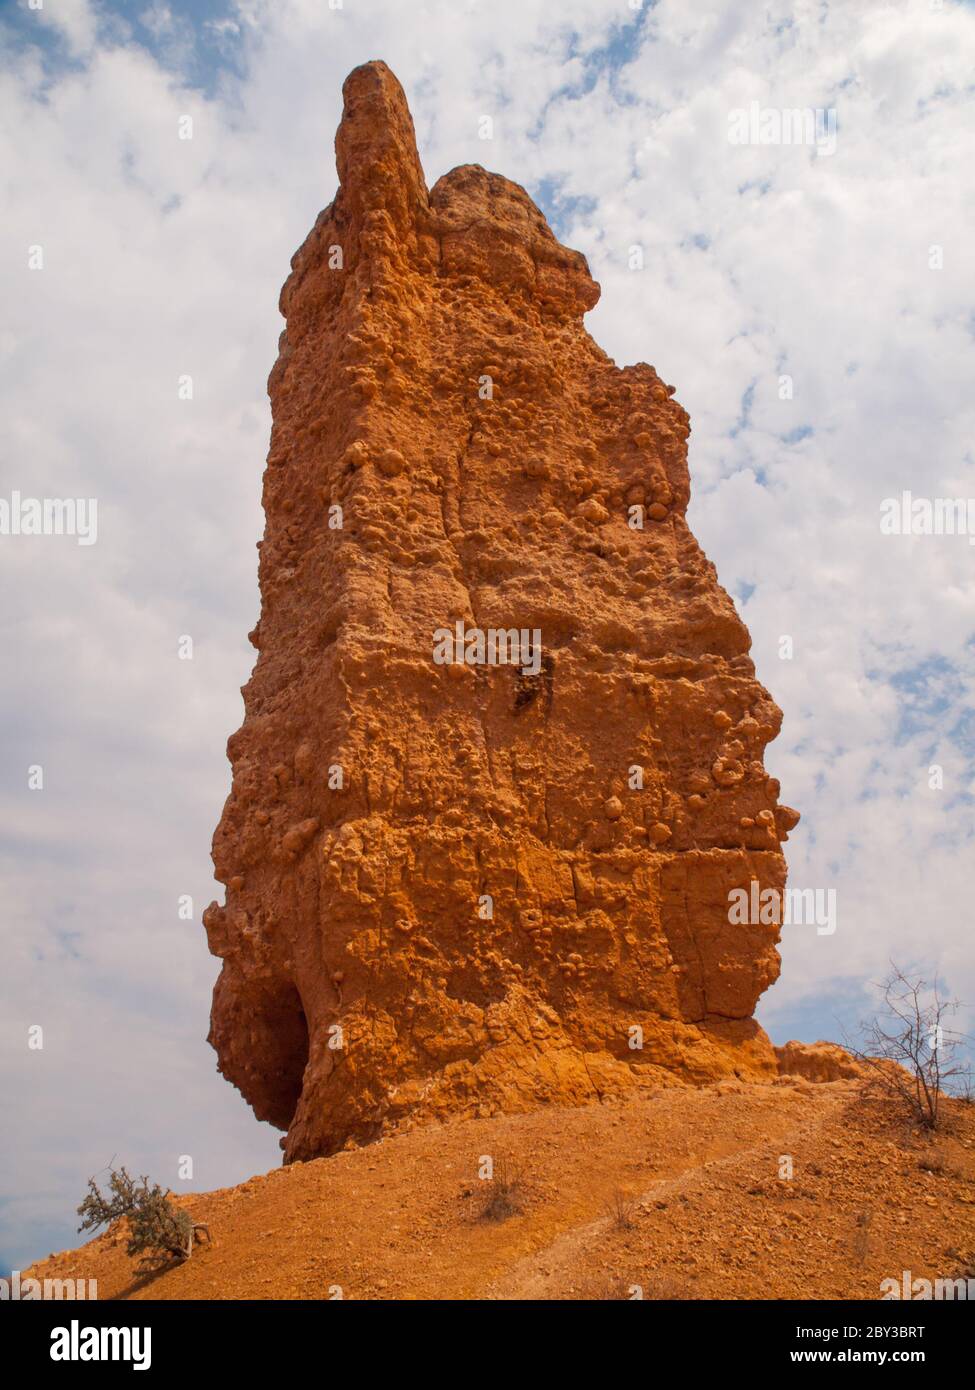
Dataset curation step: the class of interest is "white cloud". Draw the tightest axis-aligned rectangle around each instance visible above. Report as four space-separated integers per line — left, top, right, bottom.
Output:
33 0 99 56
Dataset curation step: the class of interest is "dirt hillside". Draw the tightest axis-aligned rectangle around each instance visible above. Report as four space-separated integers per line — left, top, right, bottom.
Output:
27 1074 975 1301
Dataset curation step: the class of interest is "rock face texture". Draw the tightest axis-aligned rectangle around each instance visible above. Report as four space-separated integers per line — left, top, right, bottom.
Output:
775 1041 864 1083
204 61 799 1162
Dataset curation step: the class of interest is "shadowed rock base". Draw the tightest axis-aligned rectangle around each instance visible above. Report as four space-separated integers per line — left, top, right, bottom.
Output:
204 61 799 1162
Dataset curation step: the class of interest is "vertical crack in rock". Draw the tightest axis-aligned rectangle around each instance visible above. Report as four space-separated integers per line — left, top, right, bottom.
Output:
203 60 800 1161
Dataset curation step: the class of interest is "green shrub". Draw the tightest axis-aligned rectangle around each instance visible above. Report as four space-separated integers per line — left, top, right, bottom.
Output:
78 1165 209 1272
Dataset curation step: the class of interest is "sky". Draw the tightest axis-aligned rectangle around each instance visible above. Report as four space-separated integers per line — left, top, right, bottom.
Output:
1 0 973 1271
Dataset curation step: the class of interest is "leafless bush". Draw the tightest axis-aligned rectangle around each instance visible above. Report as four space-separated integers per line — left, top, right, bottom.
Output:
606 1188 636 1231
847 966 971 1130
477 1160 524 1223
852 1208 873 1265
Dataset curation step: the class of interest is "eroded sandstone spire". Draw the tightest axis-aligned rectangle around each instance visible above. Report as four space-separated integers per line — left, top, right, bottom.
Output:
204 60 799 1161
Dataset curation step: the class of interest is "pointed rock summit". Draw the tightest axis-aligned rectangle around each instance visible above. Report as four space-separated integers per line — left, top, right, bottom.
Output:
204 61 799 1161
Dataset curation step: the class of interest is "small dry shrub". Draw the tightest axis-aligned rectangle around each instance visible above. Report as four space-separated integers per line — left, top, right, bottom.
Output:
78 1165 210 1272
606 1188 637 1231
478 1160 524 1223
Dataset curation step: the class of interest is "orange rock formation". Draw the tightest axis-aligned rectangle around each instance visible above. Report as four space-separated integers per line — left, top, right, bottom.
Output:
204 60 799 1161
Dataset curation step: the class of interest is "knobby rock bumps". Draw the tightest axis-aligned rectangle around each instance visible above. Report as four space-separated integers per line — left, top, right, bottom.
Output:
204 61 800 1161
